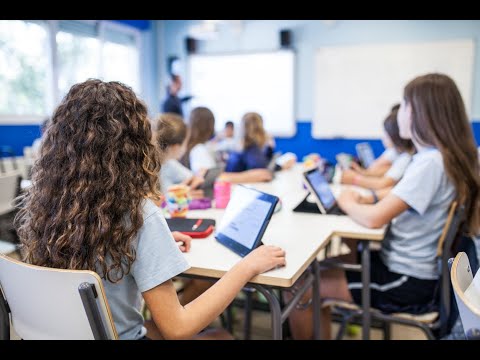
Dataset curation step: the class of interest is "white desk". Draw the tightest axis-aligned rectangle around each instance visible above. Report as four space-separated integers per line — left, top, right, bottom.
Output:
180 165 386 339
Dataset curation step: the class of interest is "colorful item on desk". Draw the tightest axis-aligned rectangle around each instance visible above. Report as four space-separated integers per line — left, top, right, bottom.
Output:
302 153 321 170
189 197 212 210
213 177 231 209
166 184 191 218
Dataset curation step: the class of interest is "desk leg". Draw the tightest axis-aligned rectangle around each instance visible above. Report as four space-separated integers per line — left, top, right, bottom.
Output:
252 285 282 340
312 261 321 340
360 240 371 340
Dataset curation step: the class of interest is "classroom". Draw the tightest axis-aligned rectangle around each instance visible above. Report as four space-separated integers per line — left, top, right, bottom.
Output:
1 20 480 341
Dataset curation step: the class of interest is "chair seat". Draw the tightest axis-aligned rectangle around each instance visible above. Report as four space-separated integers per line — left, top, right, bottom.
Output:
322 298 439 324
0 240 16 255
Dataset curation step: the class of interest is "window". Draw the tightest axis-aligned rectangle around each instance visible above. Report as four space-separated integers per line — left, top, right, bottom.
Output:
57 31 101 100
102 29 140 93
0 20 50 116
0 20 141 120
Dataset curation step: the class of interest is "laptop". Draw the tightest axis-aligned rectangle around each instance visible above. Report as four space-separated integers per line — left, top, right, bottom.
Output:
215 185 279 257
302 167 345 215
356 142 375 168
198 165 225 198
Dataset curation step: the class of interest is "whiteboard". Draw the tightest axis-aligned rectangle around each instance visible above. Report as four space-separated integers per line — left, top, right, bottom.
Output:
187 51 295 137
313 39 475 138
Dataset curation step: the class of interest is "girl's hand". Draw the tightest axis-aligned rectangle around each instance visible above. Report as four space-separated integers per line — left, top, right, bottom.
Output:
172 231 192 253
241 245 286 276
337 189 362 210
341 169 357 184
185 175 205 190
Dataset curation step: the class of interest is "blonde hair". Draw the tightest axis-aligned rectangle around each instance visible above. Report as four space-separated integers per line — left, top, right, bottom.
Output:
242 112 267 149
155 113 188 151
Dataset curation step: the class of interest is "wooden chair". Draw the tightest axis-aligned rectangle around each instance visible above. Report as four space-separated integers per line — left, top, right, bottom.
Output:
324 201 466 340
450 251 480 340
0 253 117 339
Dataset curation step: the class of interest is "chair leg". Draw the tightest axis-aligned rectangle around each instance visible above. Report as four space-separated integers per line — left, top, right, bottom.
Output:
225 305 234 334
382 321 391 340
335 313 354 340
243 289 254 340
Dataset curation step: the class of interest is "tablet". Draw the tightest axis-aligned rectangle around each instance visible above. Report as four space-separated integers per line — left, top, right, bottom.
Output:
199 166 224 198
215 185 279 257
356 142 375 168
303 167 337 214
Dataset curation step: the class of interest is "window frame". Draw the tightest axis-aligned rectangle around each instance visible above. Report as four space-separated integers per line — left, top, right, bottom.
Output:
0 20 142 124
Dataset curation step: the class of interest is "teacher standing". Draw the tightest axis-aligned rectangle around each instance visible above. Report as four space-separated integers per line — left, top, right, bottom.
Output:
161 74 192 117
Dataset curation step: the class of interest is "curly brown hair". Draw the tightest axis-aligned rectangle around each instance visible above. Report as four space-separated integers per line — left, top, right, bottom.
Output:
14 79 162 282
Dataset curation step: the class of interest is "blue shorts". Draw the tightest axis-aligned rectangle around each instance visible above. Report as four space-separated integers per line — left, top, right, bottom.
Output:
345 251 439 314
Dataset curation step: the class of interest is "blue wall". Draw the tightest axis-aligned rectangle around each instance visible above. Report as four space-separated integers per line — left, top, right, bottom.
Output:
0 126 41 156
162 20 480 160
2 122 479 161
113 20 151 31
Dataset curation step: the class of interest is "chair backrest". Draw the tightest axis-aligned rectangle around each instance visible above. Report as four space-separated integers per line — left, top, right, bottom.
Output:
0 254 117 340
435 201 466 337
0 171 21 216
450 251 480 339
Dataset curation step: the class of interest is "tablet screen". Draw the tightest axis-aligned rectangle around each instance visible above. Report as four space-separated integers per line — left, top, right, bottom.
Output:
216 185 278 257
356 142 375 168
305 169 336 210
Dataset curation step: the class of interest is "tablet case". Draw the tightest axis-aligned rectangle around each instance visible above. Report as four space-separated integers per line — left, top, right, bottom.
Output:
166 218 216 238
292 193 322 214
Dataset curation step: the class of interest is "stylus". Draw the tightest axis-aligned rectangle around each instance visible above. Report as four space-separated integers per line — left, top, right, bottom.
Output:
192 219 202 230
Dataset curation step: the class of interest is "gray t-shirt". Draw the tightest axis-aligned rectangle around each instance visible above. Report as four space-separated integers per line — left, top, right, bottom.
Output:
160 159 193 191
380 148 456 280
384 152 412 181
101 199 190 339
382 147 399 163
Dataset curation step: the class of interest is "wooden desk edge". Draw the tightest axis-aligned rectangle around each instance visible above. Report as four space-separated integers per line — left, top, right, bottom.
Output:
183 241 331 288
182 228 386 287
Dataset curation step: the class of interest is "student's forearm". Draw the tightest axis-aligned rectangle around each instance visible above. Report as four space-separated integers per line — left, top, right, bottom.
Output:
340 201 388 228
357 175 395 190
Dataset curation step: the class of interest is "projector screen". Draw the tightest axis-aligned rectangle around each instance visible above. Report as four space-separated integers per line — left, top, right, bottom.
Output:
312 39 475 138
187 50 295 137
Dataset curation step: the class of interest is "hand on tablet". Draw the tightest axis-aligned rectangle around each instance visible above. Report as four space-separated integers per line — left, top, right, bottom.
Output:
172 231 192 253
242 245 286 276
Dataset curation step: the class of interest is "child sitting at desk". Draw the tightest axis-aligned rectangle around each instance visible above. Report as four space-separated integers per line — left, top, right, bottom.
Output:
341 104 415 195
226 112 295 173
181 107 273 183
15 79 287 340
286 73 480 339
156 113 204 199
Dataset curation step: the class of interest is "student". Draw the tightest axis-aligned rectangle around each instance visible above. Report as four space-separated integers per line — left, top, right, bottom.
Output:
286 73 480 340
180 107 217 173
15 79 286 340
156 113 204 199
211 121 240 163
341 104 415 194
350 104 403 177
226 112 270 172
181 107 273 183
